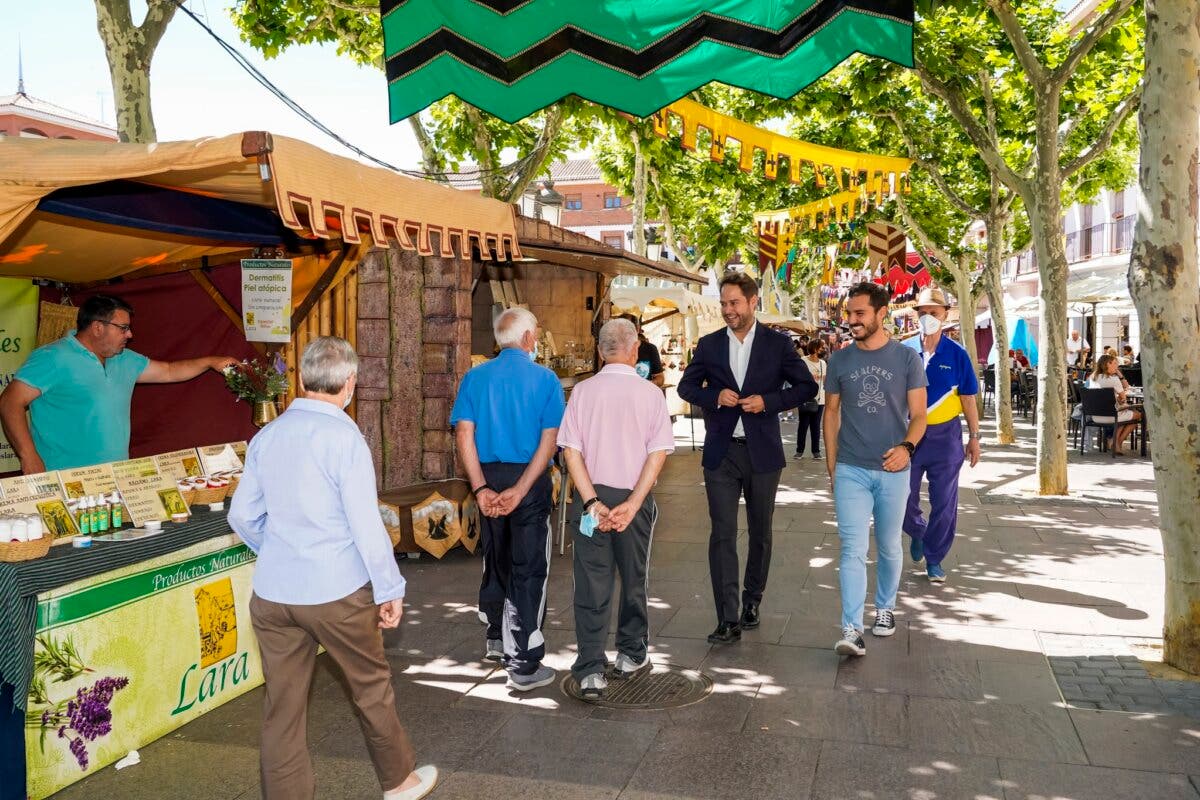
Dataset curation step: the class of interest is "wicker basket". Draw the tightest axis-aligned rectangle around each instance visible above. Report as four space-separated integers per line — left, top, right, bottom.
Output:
226 474 241 495
0 537 53 563
187 485 229 505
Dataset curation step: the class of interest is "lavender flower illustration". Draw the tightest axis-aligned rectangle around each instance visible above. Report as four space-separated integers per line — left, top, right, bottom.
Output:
42 677 130 769
26 635 130 771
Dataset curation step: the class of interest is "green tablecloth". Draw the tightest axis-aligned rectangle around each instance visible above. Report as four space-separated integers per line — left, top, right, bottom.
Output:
0 511 237 713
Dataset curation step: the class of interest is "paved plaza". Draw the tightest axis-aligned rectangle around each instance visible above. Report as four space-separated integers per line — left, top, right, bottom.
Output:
55 419 1199 799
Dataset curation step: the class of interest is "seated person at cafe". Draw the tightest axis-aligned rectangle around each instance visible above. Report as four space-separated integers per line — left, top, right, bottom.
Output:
1121 345 1135 366
1086 354 1143 454
0 294 237 473
1014 349 1031 370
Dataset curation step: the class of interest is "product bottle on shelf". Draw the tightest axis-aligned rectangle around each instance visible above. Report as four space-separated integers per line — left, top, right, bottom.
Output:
110 493 123 528
95 495 110 532
77 498 92 536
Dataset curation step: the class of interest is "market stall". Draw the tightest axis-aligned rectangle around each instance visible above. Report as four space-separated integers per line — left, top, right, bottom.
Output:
610 285 719 416
0 132 523 800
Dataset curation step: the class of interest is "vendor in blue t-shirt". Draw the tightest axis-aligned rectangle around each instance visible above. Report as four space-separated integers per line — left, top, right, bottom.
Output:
0 294 238 474
901 287 981 584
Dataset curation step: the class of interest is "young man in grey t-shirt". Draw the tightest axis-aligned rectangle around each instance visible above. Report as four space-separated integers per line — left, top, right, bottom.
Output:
823 282 927 657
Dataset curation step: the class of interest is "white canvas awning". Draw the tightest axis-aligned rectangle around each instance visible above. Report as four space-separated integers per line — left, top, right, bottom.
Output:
610 286 720 320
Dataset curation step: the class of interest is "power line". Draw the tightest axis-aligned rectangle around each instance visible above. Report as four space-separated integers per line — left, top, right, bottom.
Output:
169 0 538 184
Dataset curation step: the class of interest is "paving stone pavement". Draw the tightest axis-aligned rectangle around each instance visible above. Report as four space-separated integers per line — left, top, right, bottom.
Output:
51 418 1200 800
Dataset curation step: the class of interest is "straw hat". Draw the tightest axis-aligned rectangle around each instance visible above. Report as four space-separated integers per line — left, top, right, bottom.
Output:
914 286 952 309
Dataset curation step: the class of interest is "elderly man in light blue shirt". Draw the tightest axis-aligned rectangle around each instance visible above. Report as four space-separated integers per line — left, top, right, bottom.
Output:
229 336 437 800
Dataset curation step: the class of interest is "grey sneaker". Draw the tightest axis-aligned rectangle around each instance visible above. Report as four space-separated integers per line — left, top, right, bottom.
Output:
579 672 607 699
613 652 651 678
484 638 503 662
834 625 867 656
506 665 556 692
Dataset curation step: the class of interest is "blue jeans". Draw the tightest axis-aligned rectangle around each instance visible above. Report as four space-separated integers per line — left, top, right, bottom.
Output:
834 463 911 631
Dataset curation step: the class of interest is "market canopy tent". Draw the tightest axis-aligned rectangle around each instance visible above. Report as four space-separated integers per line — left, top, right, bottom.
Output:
381 0 915 123
609 286 720 321
0 133 522 295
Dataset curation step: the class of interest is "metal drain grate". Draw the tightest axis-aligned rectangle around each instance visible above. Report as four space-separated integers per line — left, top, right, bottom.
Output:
561 667 714 709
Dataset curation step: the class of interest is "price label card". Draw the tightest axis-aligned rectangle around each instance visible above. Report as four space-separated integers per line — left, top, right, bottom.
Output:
0 472 76 541
59 463 119 500
112 458 160 481
114 472 190 527
153 449 204 482
197 443 246 475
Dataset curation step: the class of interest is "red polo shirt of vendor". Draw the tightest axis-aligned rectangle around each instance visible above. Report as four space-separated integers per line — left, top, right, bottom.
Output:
556 363 675 490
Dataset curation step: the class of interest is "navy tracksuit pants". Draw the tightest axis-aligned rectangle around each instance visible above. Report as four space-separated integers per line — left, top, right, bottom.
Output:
903 417 966 566
479 463 552 676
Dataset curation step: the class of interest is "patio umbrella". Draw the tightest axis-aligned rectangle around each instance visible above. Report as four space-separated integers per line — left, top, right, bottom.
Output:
1009 317 1039 367
381 0 915 123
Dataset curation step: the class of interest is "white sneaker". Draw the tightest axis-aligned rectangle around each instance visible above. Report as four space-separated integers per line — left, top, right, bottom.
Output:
383 765 438 800
579 672 608 698
834 625 866 656
506 665 556 692
613 652 652 678
484 638 503 662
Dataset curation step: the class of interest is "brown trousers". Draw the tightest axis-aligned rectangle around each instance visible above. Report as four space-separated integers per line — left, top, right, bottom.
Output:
250 585 415 800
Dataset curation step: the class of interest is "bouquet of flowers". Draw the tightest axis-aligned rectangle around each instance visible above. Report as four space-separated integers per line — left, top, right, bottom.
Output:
223 353 288 403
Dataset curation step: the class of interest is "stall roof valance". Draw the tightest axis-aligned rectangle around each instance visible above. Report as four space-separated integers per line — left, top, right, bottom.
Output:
0 133 521 284
515 216 702 285
382 0 915 123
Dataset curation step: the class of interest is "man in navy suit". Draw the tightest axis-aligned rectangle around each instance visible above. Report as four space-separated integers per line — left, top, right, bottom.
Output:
678 272 818 643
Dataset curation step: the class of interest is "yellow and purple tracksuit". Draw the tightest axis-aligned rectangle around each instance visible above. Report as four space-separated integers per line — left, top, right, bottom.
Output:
903 336 980 565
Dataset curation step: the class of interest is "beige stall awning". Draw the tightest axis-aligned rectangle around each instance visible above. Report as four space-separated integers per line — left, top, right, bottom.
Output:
0 132 521 284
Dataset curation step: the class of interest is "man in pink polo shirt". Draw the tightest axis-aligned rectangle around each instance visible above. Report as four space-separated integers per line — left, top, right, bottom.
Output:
557 318 675 699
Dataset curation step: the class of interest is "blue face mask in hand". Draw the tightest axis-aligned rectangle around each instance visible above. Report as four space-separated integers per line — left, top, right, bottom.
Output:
579 509 598 537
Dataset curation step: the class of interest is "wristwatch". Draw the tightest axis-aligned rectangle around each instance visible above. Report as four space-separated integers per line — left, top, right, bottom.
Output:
967 430 982 440
897 441 916 456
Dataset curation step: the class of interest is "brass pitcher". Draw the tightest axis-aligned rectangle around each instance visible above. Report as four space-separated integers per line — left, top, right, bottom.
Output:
252 400 278 428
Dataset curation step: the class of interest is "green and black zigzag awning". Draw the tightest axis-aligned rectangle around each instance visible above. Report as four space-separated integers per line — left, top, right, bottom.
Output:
382 0 915 124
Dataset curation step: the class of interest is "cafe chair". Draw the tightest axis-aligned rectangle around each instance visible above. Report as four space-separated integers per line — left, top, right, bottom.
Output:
1079 387 1118 457
1067 380 1083 444
981 365 995 410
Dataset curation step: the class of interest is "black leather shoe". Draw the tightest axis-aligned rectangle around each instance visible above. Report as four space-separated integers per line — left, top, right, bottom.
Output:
707 622 742 644
740 603 761 630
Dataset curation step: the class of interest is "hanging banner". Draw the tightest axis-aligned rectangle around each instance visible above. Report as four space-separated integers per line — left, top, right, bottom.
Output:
0 278 39 472
381 1 916 124
240 259 293 343
656 99 912 196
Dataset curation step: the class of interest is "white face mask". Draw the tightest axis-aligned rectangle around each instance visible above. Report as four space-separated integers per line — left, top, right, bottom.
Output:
342 389 354 410
918 313 942 336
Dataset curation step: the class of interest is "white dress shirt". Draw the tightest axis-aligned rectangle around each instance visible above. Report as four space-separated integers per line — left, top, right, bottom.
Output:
728 323 757 437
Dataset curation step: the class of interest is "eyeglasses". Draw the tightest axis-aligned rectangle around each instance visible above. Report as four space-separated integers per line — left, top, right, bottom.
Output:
100 321 132 333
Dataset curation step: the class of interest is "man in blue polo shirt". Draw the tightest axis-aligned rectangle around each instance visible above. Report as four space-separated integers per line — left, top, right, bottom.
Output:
451 307 564 691
0 294 236 474
903 287 981 584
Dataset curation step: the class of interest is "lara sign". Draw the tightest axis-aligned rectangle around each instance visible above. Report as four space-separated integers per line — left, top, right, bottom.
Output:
28 537 263 800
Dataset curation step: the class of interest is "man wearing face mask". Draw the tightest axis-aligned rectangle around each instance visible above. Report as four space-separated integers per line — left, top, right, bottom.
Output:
902 287 981 584
451 307 564 691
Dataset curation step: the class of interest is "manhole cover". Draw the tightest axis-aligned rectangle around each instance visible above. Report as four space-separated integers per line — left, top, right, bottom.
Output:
561 667 713 709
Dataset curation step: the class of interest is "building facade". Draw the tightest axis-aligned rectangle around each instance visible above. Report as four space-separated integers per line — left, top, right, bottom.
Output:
0 81 117 141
